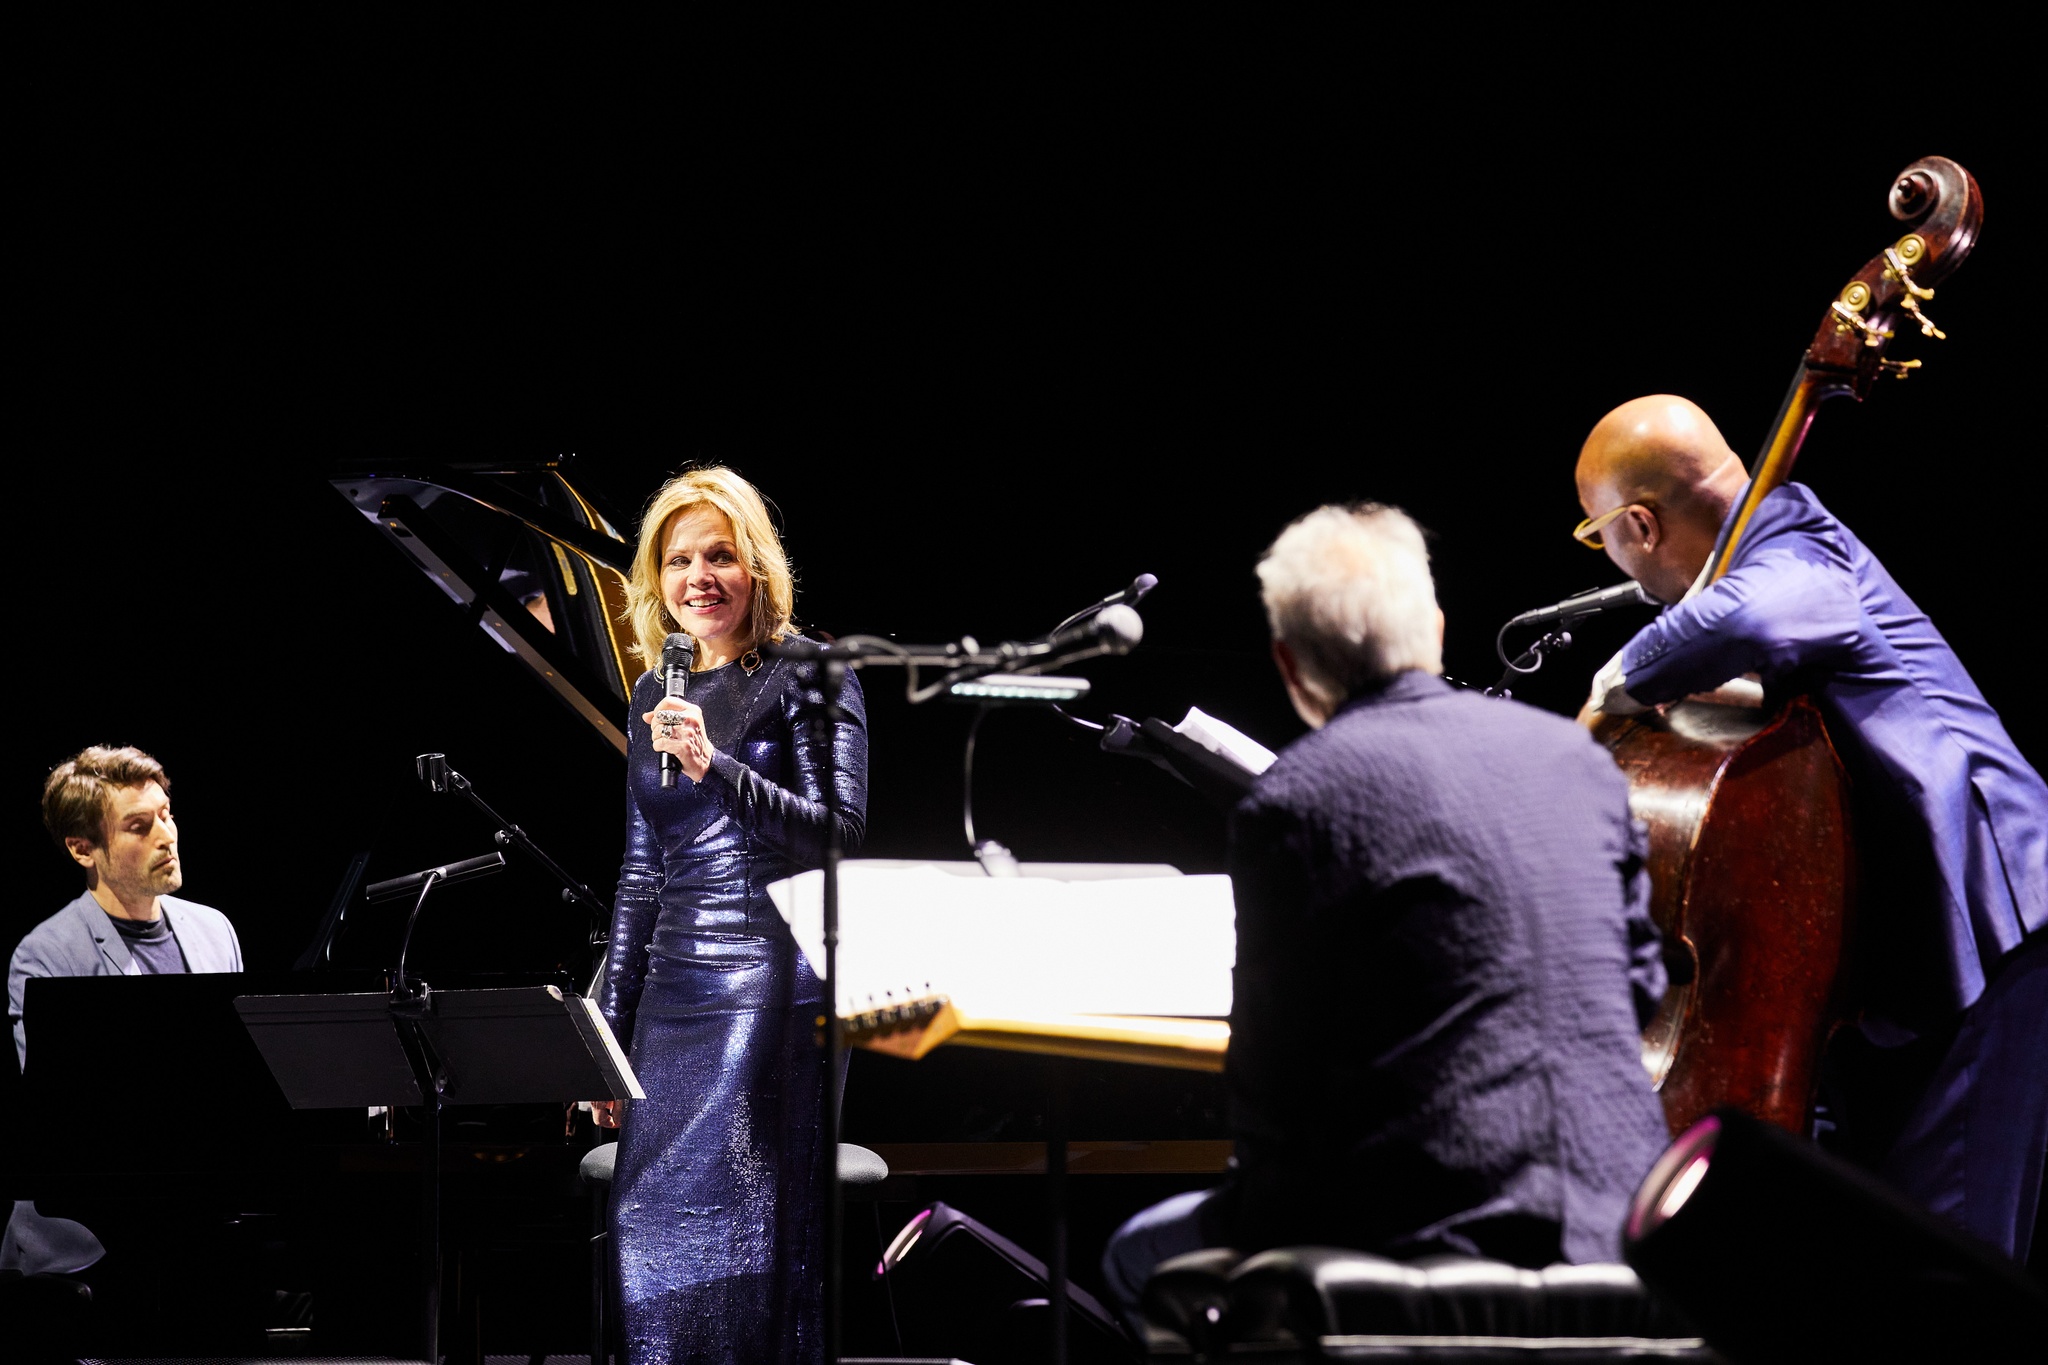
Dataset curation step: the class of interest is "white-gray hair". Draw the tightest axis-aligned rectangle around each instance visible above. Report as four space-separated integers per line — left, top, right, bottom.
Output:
1256 503 1443 712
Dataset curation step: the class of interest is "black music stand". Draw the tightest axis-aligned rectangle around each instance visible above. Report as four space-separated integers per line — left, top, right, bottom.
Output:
1101 715 1259 810
235 986 641 1363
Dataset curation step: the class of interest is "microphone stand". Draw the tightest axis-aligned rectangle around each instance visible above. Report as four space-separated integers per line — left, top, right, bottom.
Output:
1486 628 1573 699
767 619 1144 1365
414 753 612 993
802 653 851 1359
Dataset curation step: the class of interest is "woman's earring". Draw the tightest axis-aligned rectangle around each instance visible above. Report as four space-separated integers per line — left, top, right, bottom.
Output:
740 649 763 676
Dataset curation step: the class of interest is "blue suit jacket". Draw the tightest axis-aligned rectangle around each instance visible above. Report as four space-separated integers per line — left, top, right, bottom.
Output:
8 891 243 1068
3 890 241 1276
1225 672 1670 1264
1618 484 2047 1019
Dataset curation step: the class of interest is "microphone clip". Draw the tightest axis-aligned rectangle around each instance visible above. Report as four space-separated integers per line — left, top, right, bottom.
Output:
417 752 452 794
1485 630 1574 700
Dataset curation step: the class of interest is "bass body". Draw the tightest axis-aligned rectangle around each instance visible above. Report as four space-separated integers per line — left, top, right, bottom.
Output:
1597 695 1853 1133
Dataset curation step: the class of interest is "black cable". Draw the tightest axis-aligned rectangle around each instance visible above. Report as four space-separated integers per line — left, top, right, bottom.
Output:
1487 630 1573 698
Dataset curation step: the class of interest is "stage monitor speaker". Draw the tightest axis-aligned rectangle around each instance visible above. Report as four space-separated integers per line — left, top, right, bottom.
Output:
875 1202 1138 1364
1625 1107 2047 1364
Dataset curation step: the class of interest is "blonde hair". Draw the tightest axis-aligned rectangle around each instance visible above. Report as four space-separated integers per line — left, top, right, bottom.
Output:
1256 503 1442 713
625 466 796 668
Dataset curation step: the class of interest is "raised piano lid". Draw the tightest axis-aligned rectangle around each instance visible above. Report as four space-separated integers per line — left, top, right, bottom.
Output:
331 460 638 753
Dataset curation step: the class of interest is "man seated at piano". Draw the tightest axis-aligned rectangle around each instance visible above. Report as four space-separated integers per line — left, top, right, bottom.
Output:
3 745 242 1278
1101 504 1671 1316
1574 394 2047 1262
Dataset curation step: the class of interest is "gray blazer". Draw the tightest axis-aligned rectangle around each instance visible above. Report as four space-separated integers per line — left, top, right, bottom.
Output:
8 890 242 1068
3 890 241 1276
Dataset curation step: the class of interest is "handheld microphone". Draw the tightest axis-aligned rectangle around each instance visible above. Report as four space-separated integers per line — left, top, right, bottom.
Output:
659 632 695 788
1505 581 1654 630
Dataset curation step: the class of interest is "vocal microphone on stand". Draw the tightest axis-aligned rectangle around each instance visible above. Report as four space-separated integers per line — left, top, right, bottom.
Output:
1490 580 1655 696
1049 572 1158 636
659 632 695 788
1504 580 1654 631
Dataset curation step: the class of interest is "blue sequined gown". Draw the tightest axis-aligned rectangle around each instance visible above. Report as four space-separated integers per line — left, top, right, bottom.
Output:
598 649 866 1364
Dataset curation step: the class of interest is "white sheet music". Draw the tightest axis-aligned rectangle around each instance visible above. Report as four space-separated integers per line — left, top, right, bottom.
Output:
1174 706 1278 775
766 860 1235 1019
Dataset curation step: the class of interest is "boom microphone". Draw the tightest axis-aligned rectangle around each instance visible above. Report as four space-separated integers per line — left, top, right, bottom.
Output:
660 632 695 788
1049 573 1159 636
1505 580 1654 630
1045 602 1144 655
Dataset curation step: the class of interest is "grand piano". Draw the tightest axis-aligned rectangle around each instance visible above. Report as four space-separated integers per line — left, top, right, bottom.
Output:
6 459 1236 1359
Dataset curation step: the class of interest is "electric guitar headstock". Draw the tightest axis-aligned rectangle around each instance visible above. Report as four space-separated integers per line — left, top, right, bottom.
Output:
838 989 954 1060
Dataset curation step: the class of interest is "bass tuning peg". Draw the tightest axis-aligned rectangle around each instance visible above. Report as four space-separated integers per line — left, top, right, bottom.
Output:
1897 294 1946 340
1882 246 1937 301
1878 358 1922 380
1831 297 1890 349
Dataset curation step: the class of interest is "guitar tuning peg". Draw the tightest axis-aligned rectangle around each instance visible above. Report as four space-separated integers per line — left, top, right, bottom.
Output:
1879 358 1922 380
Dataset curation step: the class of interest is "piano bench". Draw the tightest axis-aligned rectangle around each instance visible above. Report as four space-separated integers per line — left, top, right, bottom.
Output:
576 1139 893 1193
1140 1247 1716 1363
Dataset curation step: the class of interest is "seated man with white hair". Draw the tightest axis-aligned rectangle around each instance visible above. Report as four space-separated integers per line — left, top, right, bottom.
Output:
1101 504 1672 1316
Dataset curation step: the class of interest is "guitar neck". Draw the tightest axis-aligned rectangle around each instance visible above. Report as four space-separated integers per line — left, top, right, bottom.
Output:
849 996 1230 1073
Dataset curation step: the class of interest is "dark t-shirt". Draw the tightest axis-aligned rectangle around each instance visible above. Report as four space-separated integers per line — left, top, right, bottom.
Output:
105 911 188 976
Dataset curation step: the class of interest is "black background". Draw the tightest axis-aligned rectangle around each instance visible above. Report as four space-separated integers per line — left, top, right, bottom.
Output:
16 15 2040 989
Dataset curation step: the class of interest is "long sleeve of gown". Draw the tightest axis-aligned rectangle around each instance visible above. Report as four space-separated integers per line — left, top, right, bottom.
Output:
598 789 664 1046
705 669 868 865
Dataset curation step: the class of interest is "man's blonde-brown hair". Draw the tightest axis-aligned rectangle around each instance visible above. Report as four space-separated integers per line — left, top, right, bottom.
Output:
624 466 796 668
43 746 170 849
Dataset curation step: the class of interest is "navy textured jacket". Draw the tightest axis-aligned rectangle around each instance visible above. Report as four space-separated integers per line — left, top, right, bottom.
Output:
1225 671 1670 1264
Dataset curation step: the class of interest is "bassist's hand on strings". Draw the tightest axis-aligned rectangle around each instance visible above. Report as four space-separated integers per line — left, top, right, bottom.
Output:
644 699 714 783
589 1098 622 1129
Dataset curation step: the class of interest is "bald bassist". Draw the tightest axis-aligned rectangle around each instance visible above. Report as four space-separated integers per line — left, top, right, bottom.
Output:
1572 390 2047 1263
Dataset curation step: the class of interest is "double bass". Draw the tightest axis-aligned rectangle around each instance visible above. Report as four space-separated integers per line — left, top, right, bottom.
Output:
1590 156 1984 1135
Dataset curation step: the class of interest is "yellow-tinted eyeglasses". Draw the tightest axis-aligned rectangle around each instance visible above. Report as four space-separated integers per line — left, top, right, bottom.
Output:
1572 503 1644 550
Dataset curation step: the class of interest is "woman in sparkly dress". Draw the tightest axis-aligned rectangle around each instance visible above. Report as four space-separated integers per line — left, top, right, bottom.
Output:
589 467 866 1363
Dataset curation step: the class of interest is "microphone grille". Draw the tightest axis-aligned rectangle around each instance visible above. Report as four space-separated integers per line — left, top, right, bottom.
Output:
1094 604 1145 654
662 632 696 668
